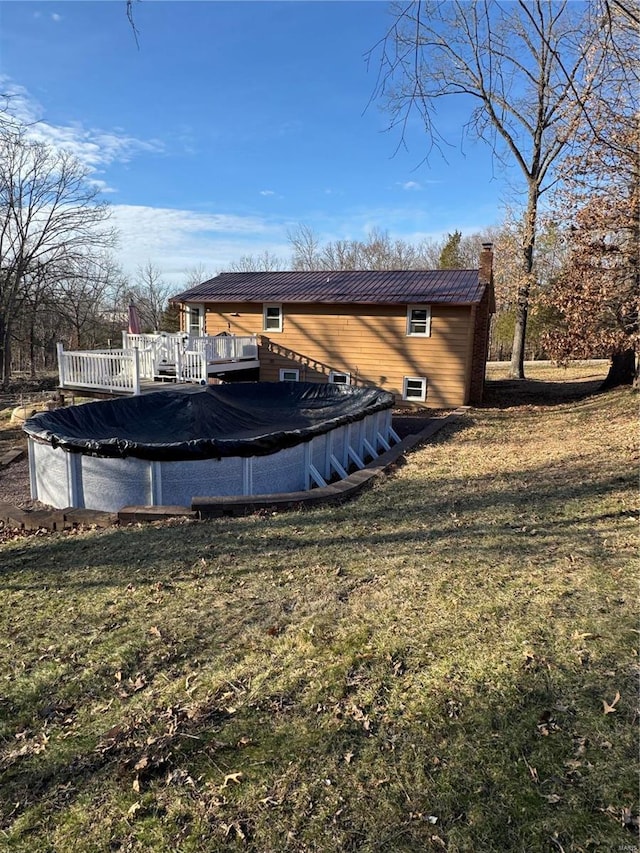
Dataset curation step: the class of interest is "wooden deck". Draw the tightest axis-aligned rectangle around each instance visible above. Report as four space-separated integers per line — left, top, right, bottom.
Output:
56 333 259 398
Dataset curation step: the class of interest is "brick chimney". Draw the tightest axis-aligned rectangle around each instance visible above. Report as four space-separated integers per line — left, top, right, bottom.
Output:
479 242 494 285
469 242 495 404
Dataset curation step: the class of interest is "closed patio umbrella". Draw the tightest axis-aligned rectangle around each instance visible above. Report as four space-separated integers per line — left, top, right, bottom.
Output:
128 304 142 335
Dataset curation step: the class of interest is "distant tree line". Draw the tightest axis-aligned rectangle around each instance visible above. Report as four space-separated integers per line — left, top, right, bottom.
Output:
226 221 568 364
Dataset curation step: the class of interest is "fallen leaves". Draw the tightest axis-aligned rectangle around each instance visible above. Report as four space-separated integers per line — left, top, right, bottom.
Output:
537 710 561 736
2 730 50 765
127 801 141 819
222 821 246 842
221 771 243 788
113 671 148 700
603 691 621 714
349 703 372 732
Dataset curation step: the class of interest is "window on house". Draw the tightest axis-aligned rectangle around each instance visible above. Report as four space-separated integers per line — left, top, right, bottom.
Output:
403 376 427 402
263 304 283 332
279 368 299 382
406 305 431 336
188 306 203 337
328 371 350 385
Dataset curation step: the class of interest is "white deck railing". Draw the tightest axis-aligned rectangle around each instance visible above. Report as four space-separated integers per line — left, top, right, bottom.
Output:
57 334 259 395
122 333 258 366
177 350 208 384
190 335 258 362
57 343 142 395
122 332 185 367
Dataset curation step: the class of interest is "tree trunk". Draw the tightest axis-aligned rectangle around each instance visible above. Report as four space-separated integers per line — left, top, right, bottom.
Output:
510 182 539 380
600 349 638 389
29 317 37 379
1 336 11 389
0 314 10 389
510 299 528 379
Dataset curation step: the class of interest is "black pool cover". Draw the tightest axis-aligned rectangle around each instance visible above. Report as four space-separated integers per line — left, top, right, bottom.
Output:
24 382 394 461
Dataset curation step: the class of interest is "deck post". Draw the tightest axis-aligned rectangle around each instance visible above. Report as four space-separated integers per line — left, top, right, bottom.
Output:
57 342 66 388
175 344 182 383
132 348 141 396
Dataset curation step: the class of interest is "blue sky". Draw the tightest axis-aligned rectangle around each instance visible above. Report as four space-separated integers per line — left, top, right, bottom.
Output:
0 1 509 285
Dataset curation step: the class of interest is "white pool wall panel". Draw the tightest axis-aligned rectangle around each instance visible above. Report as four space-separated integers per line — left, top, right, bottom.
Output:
251 443 307 495
81 456 152 509
30 441 69 507
159 457 245 505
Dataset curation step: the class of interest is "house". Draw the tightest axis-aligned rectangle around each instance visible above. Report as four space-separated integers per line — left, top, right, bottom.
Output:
170 243 495 408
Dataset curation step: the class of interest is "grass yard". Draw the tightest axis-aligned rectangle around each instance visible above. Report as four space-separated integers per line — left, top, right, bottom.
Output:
0 363 638 852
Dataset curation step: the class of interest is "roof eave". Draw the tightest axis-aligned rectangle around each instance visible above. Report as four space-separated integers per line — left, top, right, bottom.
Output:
172 296 483 307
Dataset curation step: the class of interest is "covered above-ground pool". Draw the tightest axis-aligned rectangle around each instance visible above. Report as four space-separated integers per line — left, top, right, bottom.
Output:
24 382 399 511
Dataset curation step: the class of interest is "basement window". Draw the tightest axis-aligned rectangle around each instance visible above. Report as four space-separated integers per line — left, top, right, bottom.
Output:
263 303 283 333
279 368 299 382
403 376 427 402
328 371 350 385
406 305 431 337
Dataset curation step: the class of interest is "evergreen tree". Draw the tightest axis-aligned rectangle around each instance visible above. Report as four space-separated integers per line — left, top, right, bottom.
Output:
438 231 463 269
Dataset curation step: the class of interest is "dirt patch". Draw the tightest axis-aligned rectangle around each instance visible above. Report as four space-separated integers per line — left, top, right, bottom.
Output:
392 412 439 439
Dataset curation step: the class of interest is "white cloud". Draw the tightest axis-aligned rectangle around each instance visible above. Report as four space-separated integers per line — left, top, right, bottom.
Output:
51 13 62 23
259 190 275 196
0 78 164 173
30 122 163 169
110 205 291 283
399 180 422 191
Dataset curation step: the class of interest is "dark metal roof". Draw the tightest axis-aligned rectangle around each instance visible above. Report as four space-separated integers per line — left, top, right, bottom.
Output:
171 269 485 306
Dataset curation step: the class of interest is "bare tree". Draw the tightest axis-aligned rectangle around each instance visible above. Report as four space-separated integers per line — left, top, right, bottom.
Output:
228 250 284 273
52 253 123 349
182 263 215 290
128 261 175 331
288 224 323 271
0 127 114 385
369 1 613 378
289 225 445 271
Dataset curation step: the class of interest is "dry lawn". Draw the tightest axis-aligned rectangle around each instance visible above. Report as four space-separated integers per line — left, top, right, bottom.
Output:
0 362 637 852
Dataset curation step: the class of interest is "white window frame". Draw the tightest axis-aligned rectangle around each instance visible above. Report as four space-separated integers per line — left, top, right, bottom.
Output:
263 303 283 333
279 368 299 382
328 371 351 386
403 376 428 402
187 304 204 337
406 305 431 337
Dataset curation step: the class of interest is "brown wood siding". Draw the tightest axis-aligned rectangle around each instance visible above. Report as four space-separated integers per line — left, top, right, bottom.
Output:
201 302 474 407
